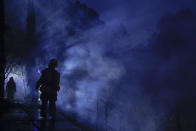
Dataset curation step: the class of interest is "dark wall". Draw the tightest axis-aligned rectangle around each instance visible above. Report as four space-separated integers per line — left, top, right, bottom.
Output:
0 0 5 100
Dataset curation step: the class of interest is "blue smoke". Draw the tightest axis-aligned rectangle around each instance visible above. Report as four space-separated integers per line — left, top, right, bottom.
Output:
4 0 196 130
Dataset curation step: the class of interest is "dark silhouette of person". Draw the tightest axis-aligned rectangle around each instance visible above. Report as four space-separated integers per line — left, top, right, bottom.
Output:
6 77 16 101
35 59 60 120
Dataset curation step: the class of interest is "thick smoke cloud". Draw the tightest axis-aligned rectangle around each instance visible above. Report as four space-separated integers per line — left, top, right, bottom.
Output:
119 9 196 131
4 0 196 130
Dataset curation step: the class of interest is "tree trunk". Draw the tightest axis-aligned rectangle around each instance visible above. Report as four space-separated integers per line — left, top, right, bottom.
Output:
0 0 5 100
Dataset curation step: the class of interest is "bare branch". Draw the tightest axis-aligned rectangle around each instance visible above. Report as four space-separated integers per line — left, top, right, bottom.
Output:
4 62 16 80
5 68 12 80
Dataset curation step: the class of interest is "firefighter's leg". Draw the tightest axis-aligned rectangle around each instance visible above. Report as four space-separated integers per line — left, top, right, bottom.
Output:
7 92 13 101
40 93 48 117
7 92 10 100
49 99 56 119
10 93 14 101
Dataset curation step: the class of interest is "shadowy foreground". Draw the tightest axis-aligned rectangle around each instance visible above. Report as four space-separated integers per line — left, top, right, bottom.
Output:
0 100 83 131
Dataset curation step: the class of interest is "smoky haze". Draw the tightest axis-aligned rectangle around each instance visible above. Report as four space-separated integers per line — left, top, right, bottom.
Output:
4 0 196 130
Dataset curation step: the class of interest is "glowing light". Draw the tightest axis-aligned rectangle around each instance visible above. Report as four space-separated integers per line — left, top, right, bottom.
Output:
5 66 29 101
37 69 41 74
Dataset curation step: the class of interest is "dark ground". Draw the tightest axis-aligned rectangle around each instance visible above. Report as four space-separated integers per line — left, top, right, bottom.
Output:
0 100 87 131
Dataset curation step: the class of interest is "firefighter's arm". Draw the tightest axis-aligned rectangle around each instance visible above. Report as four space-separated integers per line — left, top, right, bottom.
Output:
35 79 41 90
35 70 45 90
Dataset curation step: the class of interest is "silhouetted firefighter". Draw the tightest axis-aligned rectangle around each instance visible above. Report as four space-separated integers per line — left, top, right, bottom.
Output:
6 77 16 101
36 59 60 120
